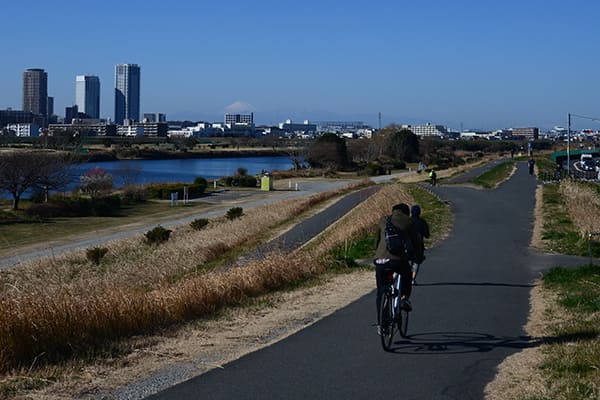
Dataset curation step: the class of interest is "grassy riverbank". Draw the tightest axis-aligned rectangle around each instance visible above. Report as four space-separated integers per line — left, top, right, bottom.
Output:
519 177 600 399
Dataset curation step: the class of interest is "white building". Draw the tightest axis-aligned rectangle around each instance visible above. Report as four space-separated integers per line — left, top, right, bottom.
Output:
402 123 448 137
117 125 144 136
6 123 40 137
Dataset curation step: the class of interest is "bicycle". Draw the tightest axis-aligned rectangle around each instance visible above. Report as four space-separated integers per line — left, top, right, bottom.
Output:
379 269 410 351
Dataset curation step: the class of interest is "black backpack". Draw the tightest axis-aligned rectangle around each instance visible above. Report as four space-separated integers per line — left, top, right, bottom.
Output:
384 216 413 258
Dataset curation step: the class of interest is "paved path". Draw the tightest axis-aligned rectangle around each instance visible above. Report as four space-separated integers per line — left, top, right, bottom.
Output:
145 162 590 400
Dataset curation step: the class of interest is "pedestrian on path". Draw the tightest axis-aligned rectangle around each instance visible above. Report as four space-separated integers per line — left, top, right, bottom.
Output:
528 158 535 175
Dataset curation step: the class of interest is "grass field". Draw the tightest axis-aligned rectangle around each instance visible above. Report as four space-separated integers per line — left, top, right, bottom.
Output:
471 160 515 188
537 264 600 399
0 200 207 256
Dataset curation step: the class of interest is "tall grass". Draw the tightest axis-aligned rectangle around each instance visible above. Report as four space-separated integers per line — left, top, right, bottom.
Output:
0 180 411 372
559 180 600 237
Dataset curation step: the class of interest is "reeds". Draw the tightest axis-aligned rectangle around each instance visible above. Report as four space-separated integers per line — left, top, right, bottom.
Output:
559 180 600 237
0 181 411 372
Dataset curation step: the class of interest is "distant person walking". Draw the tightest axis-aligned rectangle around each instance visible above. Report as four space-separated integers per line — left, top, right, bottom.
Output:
410 204 430 285
429 169 437 186
528 158 535 175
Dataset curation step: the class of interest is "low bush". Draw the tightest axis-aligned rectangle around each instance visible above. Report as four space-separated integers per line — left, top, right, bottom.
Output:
86 247 109 265
145 225 172 245
120 186 148 205
221 174 258 187
24 196 121 218
226 207 244 220
146 182 206 200
190 218 209 230
363 162 385 176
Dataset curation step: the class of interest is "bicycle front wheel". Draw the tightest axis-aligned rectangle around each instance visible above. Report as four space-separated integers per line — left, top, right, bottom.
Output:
379 291 395 351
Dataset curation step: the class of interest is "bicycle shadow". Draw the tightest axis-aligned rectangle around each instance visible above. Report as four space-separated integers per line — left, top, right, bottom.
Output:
386 330 598 355
415 282 534 288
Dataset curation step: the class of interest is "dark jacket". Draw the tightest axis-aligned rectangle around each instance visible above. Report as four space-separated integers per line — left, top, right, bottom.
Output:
375 209 424 262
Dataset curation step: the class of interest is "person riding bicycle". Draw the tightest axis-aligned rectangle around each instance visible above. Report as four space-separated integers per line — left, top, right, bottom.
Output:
410 204 430 285
429 169 437 186
374 203 424 324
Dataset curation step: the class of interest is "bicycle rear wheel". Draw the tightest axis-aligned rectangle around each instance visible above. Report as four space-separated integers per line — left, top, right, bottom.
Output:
379 291 395 351
398 308 409 338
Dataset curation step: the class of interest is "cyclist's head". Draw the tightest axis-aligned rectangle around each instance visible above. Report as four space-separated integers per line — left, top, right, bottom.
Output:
392 203 410 216
411 204 421 217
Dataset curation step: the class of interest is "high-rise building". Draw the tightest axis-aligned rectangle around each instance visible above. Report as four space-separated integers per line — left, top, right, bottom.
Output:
114 64 140 124
22 68 48 116
47 96 54 117
76 75 100 119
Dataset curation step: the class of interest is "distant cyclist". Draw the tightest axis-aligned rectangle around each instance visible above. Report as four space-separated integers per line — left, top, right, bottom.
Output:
374 203 424 325
429 169 437 186
410 204 430 285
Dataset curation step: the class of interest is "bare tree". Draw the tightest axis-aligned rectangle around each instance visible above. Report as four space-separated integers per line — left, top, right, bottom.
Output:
0 151 73 210
79 167 114 199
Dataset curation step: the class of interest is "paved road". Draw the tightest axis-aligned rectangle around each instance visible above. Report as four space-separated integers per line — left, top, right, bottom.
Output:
145 162 589 400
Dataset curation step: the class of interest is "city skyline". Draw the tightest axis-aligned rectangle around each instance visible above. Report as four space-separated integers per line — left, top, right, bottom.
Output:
1 1 600 131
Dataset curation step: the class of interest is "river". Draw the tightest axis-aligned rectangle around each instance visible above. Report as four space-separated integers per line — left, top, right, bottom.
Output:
71 156 297 187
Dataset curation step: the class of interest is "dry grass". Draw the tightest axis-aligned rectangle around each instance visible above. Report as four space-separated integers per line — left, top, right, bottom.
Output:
0 180 411 373
559 180 600 237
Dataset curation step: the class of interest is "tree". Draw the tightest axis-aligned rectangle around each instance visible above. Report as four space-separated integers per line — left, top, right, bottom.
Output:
378 126 420 162
304 133 350 170
0 151 73 210
79 167 114 198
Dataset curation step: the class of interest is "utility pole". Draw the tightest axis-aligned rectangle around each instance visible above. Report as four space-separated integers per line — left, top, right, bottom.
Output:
567 113 571 176
378 112 381 130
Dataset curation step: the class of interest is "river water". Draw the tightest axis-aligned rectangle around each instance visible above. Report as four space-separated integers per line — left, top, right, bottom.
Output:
71 156 296 187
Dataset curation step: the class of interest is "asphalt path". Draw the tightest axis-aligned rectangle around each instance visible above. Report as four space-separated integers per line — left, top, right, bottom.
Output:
146 162 590 400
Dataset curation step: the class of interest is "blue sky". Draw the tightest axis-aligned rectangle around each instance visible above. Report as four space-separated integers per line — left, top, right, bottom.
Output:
1 0 599 131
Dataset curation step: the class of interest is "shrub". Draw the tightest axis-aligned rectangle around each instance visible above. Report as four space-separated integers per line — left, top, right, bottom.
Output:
226 207 244 220
86 247 108 265
120 186 148 205
364 162 385 176
145 225 172 245
28 189 47 204
238 175 257 187
193 176 208 192
190 218 209 230
221 175 257 187
146 182 206 200
91 195 121 216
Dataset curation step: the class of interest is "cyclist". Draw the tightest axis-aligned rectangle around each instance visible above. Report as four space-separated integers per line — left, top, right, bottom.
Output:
410 204 430 285
374 203 424 328
429 169 437 186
